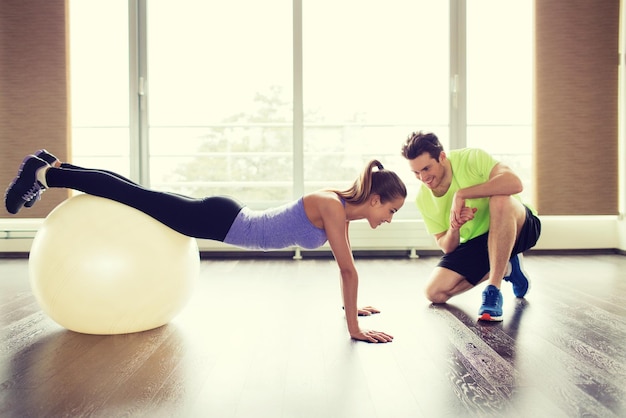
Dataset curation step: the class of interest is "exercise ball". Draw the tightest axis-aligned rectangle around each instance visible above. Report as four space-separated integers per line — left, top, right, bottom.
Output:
29 194 200 335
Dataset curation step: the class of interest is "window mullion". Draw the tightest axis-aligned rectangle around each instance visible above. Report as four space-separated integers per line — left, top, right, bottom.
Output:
129 0 150 186
293 0 304 199
449 0 467 149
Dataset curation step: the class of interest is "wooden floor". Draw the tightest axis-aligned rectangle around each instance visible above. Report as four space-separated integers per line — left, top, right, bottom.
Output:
1 254 625 418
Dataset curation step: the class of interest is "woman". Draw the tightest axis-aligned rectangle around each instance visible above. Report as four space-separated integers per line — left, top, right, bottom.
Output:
5 151 407 343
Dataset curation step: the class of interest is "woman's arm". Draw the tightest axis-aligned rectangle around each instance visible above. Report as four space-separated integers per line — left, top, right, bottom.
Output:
319 196 393 343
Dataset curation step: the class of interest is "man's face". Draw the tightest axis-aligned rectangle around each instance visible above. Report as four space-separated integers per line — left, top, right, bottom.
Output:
408 151 446 190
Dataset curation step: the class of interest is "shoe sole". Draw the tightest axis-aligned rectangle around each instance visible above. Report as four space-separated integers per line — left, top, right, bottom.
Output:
478 313 503 322
23 150 55 208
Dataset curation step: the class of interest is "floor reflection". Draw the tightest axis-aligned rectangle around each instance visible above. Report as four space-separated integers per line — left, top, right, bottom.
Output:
7 324 190 417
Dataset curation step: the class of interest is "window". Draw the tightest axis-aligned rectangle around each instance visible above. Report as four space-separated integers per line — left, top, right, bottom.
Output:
466 0 534 202
147 0 293 205
69 0 130 175
302 1 448 219
70 0 533 214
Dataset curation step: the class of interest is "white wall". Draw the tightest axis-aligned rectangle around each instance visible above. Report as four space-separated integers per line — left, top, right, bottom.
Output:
2 217 621 255
618 218 626 251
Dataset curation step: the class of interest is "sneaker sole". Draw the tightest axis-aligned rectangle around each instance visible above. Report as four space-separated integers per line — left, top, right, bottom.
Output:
478 313 503 322
23 150 55 208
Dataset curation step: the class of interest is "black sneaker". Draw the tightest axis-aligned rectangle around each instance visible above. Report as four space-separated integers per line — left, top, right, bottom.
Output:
34 149 60 166
4 155 48 214
23 150 59 208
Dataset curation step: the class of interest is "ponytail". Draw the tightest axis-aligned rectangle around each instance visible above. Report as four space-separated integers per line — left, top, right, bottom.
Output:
333 160 407 204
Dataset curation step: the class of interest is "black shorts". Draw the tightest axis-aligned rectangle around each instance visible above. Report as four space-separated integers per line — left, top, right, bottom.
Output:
436 205 541 286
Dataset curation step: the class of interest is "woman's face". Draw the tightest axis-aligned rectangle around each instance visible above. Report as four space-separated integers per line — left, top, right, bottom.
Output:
366 195 405 229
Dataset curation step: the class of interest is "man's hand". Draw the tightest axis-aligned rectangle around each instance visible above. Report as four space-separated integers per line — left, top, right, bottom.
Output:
450 193 477 230
450 206 477 230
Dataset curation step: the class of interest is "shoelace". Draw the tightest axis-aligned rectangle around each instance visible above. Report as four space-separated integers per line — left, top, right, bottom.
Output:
21 183 42 202
482 287 499 306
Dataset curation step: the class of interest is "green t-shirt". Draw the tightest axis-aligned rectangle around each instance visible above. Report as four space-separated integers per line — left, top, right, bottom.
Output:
416 148 527 243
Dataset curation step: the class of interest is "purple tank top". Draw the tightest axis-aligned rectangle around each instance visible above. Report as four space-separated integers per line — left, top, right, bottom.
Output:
223 197 328 250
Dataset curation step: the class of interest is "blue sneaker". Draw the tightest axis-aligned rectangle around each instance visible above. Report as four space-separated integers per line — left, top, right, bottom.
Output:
478 285 503 321
504 253 530 298
23 150 59 208
4 155 48 214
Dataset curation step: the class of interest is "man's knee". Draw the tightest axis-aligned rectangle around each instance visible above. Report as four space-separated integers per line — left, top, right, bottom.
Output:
489 195 512 214
424 284 450 304
489 195 527 232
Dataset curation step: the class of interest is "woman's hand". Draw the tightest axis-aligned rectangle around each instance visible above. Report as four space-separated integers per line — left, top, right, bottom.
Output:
351 328 394 343
342 305 381 316
357 305 381 316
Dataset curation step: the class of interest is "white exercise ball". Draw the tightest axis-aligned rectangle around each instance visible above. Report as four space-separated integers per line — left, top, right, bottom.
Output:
29 194 200 334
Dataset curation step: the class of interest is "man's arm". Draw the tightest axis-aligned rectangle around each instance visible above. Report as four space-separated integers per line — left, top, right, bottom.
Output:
454 162 523 201
436 163 522 254
434 206 477 253
450 162 522 227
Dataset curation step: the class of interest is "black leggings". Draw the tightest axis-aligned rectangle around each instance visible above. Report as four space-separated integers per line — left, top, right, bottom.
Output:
46 164 244 240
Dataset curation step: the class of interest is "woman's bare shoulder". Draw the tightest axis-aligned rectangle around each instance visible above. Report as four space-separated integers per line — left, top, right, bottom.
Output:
303 191 345 227
305 190 343 208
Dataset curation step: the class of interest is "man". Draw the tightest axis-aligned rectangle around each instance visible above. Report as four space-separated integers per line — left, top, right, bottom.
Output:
401 131 541 321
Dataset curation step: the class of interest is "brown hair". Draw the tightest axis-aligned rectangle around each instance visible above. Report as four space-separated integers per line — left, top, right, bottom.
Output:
401 131 444 161
333 160 407 204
